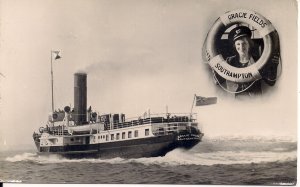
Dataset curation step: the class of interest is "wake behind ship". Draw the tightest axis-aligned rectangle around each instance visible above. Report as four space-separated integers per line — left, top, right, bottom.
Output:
32 73 204 158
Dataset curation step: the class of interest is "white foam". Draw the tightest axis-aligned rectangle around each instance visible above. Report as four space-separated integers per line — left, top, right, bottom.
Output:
5 143 296 166
5 152 37 162
5 152 128 164
128 149 297 166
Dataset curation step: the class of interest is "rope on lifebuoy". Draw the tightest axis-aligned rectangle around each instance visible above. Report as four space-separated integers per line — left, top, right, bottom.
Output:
204 9 281 84
261 54 283 82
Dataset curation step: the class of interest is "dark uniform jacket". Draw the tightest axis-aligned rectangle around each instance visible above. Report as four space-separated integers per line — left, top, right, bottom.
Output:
215 55 278 97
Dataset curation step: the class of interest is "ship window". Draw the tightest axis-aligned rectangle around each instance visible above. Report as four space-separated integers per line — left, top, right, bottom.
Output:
98 136 100 139
116 133 120 140
122 132 125 139
128 131 132 138
111 134 115 141
106 135 109 141
134 130 138 137
70 138 74 141
145 129 149 136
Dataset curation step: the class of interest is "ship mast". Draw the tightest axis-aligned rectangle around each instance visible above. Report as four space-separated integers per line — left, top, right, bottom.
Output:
51 50 54 114
50 50 61 114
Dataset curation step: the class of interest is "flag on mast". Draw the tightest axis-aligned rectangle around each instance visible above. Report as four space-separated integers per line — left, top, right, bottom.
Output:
195 95 217 106
52 51 61 60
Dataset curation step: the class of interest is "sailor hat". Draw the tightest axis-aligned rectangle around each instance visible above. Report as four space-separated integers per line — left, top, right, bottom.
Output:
229 26 252 42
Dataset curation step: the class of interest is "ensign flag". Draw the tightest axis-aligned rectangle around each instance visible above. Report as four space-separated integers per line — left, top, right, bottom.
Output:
195 95 217 106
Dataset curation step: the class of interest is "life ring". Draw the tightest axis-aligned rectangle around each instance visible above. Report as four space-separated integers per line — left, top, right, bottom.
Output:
203 9 280 83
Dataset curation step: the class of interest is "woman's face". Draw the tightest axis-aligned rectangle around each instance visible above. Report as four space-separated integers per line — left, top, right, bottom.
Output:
234 37 250 56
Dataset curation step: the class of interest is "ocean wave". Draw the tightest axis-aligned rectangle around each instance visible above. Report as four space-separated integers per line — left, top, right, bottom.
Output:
5 148 296 166
203 135 297 143
129 149 297 166
5 152 128 164
5 152 37 162
193 138 297 154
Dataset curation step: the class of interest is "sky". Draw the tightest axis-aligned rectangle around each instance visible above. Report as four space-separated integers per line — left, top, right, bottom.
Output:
0 0 297 150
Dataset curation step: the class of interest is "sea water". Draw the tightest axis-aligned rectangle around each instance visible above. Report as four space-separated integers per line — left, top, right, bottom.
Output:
0 136 297 184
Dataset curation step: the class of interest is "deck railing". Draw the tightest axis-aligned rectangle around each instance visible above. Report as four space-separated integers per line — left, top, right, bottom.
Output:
41 113 198 134
151 122 199 136
109 113 197 130
42 125 68 136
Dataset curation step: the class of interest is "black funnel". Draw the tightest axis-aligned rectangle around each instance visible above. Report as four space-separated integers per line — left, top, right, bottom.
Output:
74 72 87 125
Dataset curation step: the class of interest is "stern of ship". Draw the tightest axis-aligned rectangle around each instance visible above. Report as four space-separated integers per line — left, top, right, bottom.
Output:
174 125 203 149
150 114 204 154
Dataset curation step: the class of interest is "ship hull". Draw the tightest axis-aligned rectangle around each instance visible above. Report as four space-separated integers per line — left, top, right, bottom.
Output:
37 132 203 159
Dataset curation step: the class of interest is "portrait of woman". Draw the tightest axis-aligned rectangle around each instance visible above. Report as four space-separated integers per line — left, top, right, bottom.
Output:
214 25 279 97
227 26 256 68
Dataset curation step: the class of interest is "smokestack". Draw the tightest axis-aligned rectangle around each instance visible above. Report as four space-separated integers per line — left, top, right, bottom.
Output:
74 72 87 125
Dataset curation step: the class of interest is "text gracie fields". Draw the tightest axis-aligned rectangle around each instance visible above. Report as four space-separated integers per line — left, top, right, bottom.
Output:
228 12 268 28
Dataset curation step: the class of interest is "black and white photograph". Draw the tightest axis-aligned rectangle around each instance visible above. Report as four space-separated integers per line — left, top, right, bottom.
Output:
0 0 297 185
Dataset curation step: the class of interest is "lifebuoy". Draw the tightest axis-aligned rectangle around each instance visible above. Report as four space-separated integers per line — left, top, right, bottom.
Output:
203 9 280 83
